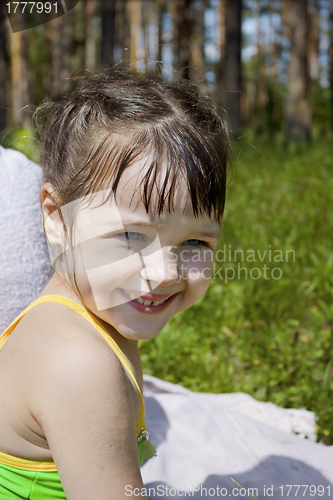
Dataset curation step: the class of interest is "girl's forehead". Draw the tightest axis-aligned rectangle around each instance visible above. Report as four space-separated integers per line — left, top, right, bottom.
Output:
79 182 192 226
102 155 192 217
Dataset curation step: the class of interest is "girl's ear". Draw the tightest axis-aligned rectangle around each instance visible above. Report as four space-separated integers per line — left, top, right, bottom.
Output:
40 182 65 246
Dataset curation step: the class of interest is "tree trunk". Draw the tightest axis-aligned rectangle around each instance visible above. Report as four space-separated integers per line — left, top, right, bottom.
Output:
215 0 226 108
85 0 100 70
254 0 263 123
308 0 319 81
101 0 116 68
143 0 148 71
51 9 74 95
9 11 30 127
190 0 205 84
118 0 130 65
141 0 159 72
284 0 311 140
169 0 178 79
219 0 226 66
177 0 195 80
269 1 280 81
128 0 142 71
0 2 7 132
217 0 242 132
156 0 165 73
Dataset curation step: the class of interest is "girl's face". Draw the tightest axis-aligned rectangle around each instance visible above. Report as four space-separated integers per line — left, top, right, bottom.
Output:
59 157 221 340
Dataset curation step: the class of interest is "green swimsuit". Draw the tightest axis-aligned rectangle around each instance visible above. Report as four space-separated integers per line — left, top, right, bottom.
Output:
0 295 156 499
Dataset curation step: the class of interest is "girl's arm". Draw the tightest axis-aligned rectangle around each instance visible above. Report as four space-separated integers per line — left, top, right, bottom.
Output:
28 321 147 500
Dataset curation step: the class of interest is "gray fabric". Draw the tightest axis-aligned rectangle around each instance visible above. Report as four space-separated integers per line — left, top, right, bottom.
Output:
142 375 333 499
0 146 51 332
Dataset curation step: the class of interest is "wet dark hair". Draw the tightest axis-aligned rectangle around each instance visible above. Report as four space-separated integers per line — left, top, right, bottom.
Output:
37 70 229 219
35 70 229 290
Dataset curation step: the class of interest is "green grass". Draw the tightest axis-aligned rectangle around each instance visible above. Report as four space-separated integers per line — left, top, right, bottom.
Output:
1 127 39 162
139 132 333 445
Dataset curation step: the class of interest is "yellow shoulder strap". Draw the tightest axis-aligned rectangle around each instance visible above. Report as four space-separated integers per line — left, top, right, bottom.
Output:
0 295 146 434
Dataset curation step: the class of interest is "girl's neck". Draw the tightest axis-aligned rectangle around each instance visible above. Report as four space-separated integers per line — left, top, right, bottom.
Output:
38 272 80 303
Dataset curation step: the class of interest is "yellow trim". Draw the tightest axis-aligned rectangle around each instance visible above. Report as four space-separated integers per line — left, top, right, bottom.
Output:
0 450 57 471
0 295 148 471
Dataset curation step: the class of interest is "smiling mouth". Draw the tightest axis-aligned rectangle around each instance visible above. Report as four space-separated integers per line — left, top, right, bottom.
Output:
121 289 172 306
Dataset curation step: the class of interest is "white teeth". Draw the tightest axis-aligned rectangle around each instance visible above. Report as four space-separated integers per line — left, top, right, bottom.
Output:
142 298 168 306
148 299 168 306
122 290 168 306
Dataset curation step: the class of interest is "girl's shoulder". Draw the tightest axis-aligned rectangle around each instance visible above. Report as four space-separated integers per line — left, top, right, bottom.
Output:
21 298 141 418
2 298 132 404
9 298 110 358
27 299 130 383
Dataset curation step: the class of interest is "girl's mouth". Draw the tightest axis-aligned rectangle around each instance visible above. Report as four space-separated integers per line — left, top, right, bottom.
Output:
120 289 178 314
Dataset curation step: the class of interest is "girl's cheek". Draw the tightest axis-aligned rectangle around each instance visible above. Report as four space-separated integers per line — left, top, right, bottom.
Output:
181 254 215 297
179 248 214 279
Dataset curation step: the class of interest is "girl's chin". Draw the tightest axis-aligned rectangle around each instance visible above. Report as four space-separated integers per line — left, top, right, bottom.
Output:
123 319 165 337
113 318 168 341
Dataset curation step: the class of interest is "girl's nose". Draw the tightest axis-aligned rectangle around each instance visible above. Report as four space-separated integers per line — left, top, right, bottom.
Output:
140 245 181 286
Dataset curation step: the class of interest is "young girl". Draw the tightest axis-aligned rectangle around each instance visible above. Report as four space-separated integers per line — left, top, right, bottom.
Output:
0 71 229 499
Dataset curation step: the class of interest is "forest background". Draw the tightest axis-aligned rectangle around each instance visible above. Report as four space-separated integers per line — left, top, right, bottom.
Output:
1 0 333 445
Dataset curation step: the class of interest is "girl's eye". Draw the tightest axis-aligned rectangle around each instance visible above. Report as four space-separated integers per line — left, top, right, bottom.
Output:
184 239 202 246
125 232 142 241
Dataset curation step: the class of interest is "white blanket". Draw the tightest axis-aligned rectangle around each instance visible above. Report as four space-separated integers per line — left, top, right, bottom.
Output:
142 375 333 499
1 147 332 500
0 146 50 332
